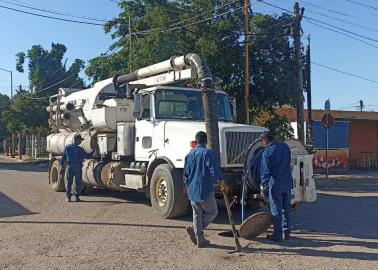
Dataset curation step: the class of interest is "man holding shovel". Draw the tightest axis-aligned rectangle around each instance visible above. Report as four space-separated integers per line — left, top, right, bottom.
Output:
184 131 227 248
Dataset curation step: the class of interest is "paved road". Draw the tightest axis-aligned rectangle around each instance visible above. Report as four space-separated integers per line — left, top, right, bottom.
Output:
0 161 377 270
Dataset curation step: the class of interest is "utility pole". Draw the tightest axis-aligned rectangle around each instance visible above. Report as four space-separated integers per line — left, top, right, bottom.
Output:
0 67 14 157
305 35 313 150
129 15 132 72
243 0 250 124
293 2 305 143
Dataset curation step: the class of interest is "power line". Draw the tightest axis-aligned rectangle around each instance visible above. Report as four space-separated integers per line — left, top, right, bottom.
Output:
305 8 378 34
305 19 378 49
297 0 353 18
0 0 109 22
25 72 78 96
344 0 378 12
259 0 378 45
132 3 244 37
305 16 378 43
0 10 41 42
0 4 104 26
124 0 243 37
168 0 240 28
312 61 378 84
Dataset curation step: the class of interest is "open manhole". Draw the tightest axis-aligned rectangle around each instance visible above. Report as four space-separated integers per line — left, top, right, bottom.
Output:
218 212 272 240
218 230 240 238
239 212 272 240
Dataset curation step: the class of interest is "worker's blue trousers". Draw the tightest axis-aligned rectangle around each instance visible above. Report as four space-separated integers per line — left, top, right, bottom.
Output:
65 166 82 199
269 190 291 237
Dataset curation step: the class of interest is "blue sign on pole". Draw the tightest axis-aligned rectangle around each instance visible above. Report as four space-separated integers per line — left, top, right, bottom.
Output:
325 99 331 112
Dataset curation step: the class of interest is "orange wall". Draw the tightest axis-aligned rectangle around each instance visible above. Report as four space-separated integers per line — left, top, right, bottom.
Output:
349 120 378 163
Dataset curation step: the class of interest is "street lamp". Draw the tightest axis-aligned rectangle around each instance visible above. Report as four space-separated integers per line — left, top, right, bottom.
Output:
0 67 13 99
0 67 14 157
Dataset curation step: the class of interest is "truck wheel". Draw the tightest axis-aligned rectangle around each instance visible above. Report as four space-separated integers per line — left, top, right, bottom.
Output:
49 160 65 192
150 164 189 219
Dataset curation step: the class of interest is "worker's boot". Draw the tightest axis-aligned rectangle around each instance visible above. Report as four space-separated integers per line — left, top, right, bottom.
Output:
197 239 210 248
74 196 81 202
186 226 197 245
266 234 283 242
66 197 71 202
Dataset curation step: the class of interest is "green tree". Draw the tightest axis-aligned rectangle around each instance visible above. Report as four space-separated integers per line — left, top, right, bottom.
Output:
2 43 86 134
0 93 10 138
249 14 297 120
258 113 294 141
86 0 298 134
16 43 85 96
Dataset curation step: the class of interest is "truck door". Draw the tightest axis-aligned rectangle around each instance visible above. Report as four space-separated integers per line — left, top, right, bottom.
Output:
135 93 154 161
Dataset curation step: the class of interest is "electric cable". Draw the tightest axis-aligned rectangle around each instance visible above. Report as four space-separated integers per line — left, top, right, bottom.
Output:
0 0 109 22
312 61 378 84
343 0 378 12
305 19 378 49
260 0 378 44
0 4 104 26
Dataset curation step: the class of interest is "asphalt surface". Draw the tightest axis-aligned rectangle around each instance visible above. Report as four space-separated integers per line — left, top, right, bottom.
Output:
0 160 377 270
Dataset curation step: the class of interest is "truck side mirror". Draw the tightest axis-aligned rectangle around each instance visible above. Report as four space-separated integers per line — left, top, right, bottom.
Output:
229 97 237 122
133 93 143 119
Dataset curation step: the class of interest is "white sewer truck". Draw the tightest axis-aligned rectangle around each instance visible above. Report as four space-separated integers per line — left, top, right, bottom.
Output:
47 54 316 218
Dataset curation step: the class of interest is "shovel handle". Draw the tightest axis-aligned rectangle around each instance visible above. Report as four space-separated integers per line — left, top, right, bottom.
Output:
223 192 242 251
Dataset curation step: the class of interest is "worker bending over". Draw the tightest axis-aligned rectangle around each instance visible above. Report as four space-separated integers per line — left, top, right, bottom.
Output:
184 131 226 248
260 132 293 242
60 134 92 202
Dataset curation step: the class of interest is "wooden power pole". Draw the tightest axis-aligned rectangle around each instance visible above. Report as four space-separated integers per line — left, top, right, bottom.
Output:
293 2 305 143
129 15 132 72
305 35 313 149
243 0 250 124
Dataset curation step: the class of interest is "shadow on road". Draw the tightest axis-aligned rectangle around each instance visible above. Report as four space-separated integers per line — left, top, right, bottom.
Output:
0 192 36 218
0 219 224 232
0 161 47 172
84 188 151 205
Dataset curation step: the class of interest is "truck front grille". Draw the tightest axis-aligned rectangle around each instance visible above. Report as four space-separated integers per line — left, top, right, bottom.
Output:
225 131 262 164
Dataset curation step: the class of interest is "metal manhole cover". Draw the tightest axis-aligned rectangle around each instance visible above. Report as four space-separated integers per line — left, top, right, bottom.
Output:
239 212 272 240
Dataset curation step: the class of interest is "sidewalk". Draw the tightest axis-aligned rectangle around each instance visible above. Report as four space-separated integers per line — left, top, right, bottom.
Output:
0 154 48 164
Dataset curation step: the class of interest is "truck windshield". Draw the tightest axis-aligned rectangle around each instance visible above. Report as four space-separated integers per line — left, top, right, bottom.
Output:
154 89 233 121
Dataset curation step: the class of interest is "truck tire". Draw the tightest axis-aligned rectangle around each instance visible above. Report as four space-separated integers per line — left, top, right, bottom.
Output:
49 160 65 192
150 164 189 219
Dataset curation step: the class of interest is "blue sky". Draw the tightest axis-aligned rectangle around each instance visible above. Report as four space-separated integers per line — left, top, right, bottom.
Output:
0 0 378 111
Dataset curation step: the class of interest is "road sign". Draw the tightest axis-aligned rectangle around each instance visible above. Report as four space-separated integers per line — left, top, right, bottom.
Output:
325 99 331 112
321 113 334 129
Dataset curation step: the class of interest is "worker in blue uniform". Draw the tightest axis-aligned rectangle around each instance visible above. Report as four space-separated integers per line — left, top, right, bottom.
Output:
60 134 91 202
260 132 293 242
184 131 227 248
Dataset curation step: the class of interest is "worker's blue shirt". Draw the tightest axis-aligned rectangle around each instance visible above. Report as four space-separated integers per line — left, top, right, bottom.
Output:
184 145 221 202
260 141 293 192
60 143 88 169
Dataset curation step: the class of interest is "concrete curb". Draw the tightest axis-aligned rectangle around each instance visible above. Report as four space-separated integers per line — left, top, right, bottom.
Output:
0 155 49 165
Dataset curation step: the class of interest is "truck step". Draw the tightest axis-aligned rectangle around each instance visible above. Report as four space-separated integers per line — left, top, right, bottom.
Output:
121 168 146 173
122 174 145 190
